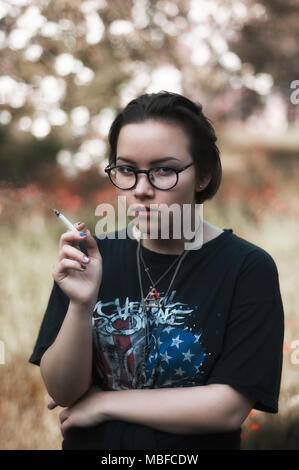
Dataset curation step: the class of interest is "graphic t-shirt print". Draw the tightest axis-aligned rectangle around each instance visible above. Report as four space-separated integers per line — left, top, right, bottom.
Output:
92 290 210 390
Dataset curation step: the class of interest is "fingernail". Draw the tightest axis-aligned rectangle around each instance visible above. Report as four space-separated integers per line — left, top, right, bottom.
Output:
83 256 90 263
80 232 86 237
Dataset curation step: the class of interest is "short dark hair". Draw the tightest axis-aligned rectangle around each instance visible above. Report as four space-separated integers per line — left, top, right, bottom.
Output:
108 91 222 204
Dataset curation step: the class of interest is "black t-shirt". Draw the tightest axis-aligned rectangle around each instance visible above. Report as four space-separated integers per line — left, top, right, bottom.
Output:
29 228 284 450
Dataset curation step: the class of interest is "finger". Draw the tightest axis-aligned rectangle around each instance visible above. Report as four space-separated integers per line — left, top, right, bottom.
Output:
48 397 58 410
59 409 69 424
80 229 102 260
58 258 88 274
61 418 72 439
58 244 91 265
58 230 87 251
75 222 85 229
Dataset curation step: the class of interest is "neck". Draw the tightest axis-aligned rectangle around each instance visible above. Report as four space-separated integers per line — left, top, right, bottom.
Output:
140 237 186 255
132 201 204 255
138 219 205 255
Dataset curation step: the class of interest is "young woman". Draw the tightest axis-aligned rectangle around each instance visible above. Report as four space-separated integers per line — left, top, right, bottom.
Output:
29 91 284 450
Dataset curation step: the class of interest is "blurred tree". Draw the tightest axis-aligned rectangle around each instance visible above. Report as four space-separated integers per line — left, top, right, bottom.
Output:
0 0 298 186
0 127 60 185
228 0 299 121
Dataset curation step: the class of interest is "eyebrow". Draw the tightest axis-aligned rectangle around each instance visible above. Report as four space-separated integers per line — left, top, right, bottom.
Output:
116 156 180 165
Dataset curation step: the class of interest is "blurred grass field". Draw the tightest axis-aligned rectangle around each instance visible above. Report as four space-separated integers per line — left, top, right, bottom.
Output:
1 127 299 449
1 202 299 450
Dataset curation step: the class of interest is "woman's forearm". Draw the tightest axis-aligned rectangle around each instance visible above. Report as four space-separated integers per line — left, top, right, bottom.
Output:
102 384 253 435
40 301 94 406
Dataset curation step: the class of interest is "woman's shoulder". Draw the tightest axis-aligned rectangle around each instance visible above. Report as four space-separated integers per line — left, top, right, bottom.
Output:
228 229 280 281
202 221 224 245
203 221 279 277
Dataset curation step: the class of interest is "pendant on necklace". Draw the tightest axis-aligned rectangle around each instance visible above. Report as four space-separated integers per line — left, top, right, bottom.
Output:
143 286 160 308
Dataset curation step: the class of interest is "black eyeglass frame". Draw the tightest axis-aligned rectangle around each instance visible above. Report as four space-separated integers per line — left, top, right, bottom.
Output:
104 162 194 191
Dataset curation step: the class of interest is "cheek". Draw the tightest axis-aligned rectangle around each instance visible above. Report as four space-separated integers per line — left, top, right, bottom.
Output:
115 190 128 217
116 190 140 221
170 179 197 204
116 189 132 205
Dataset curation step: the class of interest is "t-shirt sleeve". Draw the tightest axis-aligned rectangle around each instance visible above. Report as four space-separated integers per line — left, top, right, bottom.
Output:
207 249 284 413
28 281 70 366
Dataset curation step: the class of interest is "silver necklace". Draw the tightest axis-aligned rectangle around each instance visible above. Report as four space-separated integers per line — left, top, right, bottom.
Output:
138 243 189 309
139 246 185 307
135 240 189 386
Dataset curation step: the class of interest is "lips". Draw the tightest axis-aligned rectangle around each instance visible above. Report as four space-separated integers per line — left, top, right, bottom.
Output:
127 204 159 218
133 205 158 213
135 207 150 213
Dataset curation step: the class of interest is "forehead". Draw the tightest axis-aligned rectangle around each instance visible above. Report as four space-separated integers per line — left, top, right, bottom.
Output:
116 120 190 162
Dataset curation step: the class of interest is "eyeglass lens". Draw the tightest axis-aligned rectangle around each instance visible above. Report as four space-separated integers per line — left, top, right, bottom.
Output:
110 167 178 190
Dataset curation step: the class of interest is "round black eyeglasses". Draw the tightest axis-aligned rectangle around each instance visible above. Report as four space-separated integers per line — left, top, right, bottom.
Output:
104 162 194 191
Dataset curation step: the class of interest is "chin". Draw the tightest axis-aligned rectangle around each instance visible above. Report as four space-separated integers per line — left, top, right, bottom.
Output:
138 220 161 240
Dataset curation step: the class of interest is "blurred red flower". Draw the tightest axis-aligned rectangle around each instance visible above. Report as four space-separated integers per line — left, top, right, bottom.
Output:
93 186 117 205
56 187 81 212
248 421 260 432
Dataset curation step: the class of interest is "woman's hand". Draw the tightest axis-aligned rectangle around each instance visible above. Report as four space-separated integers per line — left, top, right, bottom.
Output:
48 386 109 438
52 222 102 308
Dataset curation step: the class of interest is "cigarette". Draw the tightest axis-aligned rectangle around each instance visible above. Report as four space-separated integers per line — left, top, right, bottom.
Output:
52 208 88 260
52 209 79 232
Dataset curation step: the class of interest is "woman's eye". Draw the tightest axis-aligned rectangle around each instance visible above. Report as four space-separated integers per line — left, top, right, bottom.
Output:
154 167 174 176
118 166 134 174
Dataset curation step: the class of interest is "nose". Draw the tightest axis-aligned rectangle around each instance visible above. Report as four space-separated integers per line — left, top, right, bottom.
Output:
133 172 155 197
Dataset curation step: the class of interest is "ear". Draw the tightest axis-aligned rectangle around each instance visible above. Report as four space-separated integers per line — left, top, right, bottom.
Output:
195 174 211 192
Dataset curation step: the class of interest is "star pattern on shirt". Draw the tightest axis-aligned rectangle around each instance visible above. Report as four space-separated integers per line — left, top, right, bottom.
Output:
174 367 184 377
171 335 184 349
145 324 208 387
161 350 172 364
182 349 195 362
